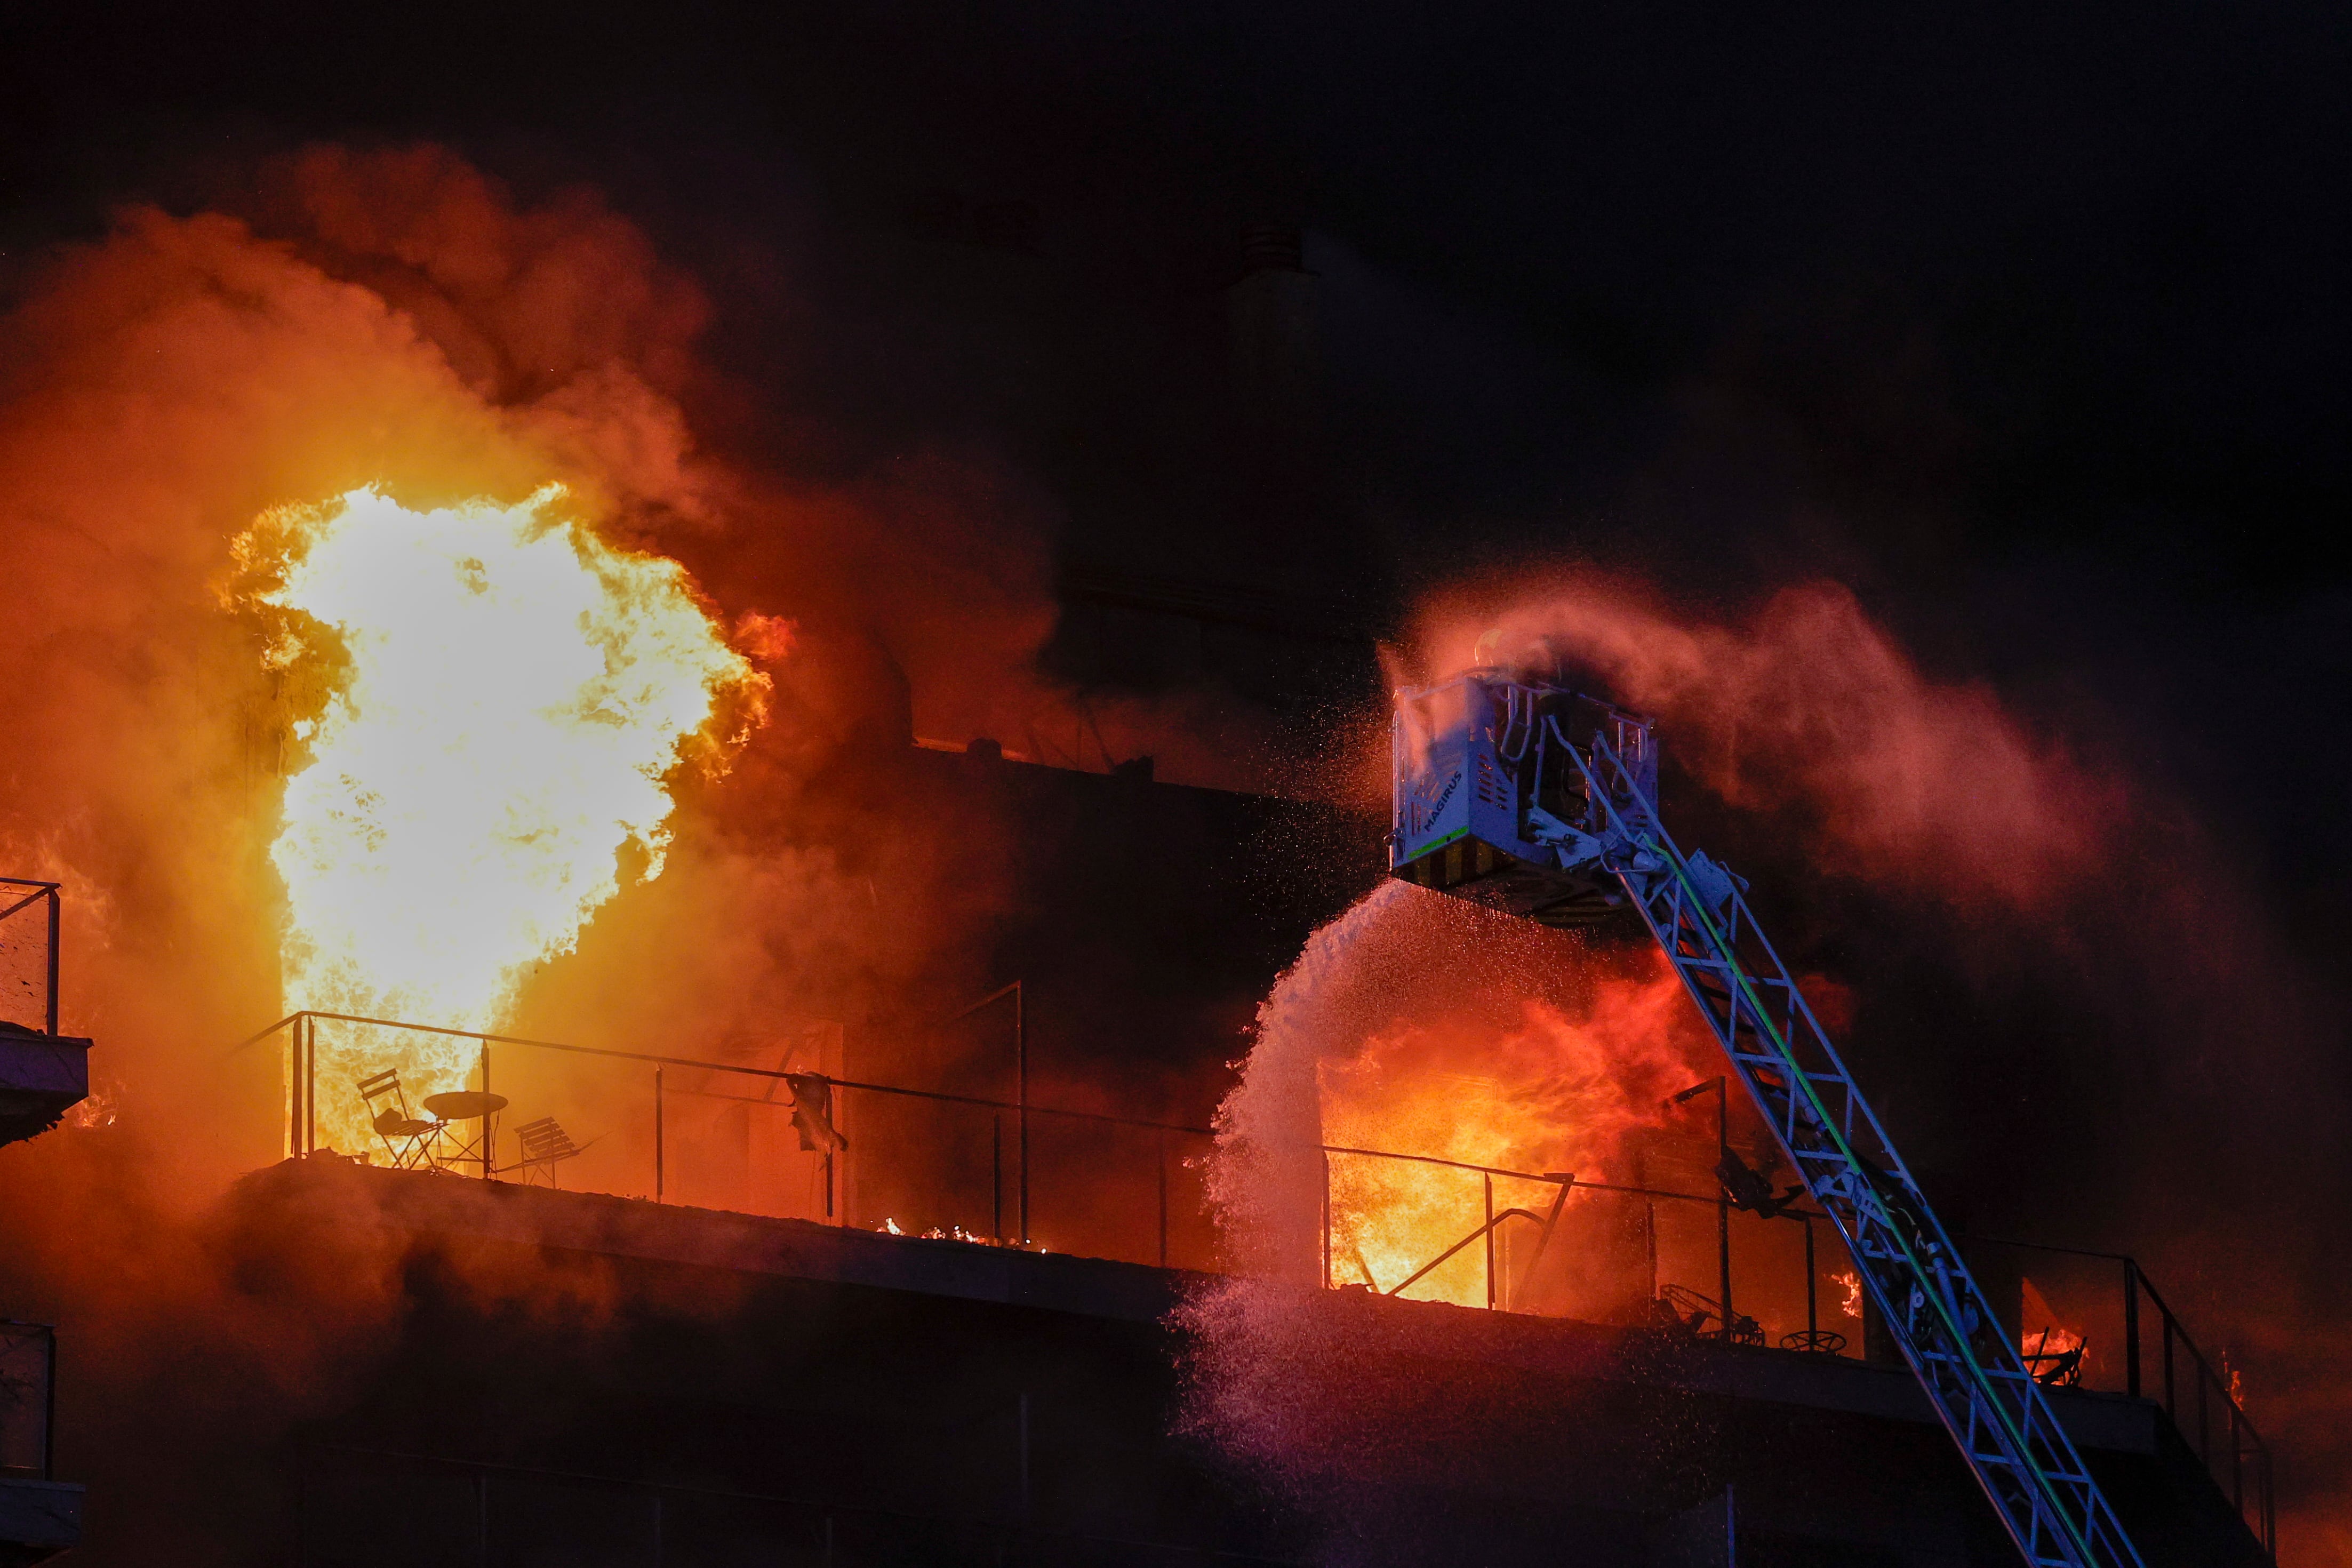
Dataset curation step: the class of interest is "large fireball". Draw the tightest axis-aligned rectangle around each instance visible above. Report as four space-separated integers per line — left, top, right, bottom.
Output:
234 485 760 1144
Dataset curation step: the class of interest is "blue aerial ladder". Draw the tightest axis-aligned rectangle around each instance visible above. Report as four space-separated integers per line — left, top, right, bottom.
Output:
1389 664 2143 1568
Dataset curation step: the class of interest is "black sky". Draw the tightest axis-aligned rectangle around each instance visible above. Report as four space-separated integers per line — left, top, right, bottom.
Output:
8 2 2346 579
11 3 2347 683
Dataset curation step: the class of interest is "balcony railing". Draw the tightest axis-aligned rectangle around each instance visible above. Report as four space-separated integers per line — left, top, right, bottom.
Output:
1316 1142 1859 1353
1964 1236 2274 1556
244 1008 1220 1269
244 1009 2274 1559
0 879 61 1037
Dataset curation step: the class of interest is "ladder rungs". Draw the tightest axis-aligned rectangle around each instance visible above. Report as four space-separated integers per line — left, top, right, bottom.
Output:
1560 728 2143 1568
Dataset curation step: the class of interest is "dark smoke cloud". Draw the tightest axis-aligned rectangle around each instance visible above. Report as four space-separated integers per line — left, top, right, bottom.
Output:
1395 567 2350 1553
0 142 1266 1561
1186 558 2347 1554
1408 572 2131 915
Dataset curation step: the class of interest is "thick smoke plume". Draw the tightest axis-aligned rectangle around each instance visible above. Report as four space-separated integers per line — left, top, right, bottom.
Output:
1406 570 2130 914
1189 567 2347 1557
0 138 1245 1155
0 142 1234 1562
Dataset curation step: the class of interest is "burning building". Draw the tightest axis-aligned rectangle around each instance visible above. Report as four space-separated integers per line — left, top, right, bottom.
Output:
0 671 2279 1565
0 879 87 1562
0 140 2307 1568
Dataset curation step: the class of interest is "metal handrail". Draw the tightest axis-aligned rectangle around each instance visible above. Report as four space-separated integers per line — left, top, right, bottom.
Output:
258 1008 1222 1251
1959 1234 2273 1558
1324 1141 1831 1215
1321 1146 1849 1339
0 877 62 1036
253 1007 2274 1554
1383 1207 1550 1299
254 1007 1217 1137
263 1009 1805 1268
2130 1259 2273 1554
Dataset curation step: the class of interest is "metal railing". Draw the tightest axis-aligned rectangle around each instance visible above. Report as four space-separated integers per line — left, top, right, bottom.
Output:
0 1321 56 1479
1967 1236 2274 1556
244 1010 1220 1269
1318 1141 1859 1353
242 1009 2273 1557
1319 1160 2274 1556
0 879 61 1036
249 1009 1859 1323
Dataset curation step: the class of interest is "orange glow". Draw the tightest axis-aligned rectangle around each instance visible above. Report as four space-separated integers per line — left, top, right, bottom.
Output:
231 485 762 1151
2021 1276 2087 1386
1834 1269 1863 1318
1320 952 1704 1307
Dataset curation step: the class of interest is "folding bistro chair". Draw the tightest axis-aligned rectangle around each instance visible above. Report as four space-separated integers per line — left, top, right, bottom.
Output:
356 1070 442 1169
510 1117 590 1188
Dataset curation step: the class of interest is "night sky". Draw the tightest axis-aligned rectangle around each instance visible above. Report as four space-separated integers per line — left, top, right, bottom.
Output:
5 0 2349 1545
12 3 2346 783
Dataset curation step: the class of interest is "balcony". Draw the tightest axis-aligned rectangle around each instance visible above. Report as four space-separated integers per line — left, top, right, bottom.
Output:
247 1005 2276 1562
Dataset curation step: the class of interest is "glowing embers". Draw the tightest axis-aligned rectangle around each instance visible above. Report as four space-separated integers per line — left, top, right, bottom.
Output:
235 486 759 1147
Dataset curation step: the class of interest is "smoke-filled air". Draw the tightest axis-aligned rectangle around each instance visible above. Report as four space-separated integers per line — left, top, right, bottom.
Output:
0 127 2338 1567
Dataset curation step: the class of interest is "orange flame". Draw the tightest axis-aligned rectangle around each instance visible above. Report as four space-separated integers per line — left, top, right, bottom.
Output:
1320 953 1706 1308
231 485 763 1151
2020 1277 2087 1386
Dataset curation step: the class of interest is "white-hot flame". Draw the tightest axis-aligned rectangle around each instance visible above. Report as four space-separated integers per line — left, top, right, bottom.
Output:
238 486 758 1149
